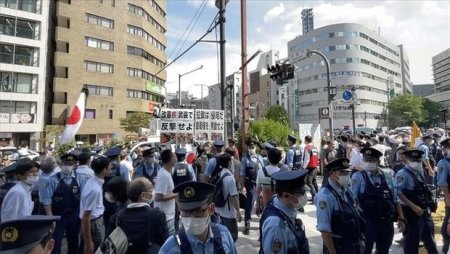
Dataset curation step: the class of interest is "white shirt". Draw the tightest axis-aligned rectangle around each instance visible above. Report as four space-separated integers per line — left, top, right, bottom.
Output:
216 169 239 219
154 168 175 221
37 168 60 201
120 160 133 182
76 165 94 192
79 176 104 219
371 144 390 167
349 148 363 168
256 165 280 190
1 181 33 222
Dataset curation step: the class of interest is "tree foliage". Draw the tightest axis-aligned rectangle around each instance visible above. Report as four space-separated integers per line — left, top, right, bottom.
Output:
387 95 442 128
119 112 152 134
264 105 290 126
248 119 292 147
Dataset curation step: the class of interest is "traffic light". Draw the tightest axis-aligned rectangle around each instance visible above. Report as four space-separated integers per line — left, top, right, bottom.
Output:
267 62 295 85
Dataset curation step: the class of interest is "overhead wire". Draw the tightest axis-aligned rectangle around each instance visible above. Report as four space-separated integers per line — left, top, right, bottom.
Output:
166 0 207 62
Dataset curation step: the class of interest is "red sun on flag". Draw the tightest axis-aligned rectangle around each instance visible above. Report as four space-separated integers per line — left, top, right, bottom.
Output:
67 106 81 125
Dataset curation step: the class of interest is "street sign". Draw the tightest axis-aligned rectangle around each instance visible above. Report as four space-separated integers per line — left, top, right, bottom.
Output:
343 90 353 101
319 107 329 119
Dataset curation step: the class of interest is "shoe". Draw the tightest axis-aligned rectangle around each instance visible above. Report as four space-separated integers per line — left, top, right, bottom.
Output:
243 223 250 235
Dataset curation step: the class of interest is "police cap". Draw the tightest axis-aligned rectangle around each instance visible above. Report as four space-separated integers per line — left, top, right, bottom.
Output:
13 158 38 175
263 142 274 150
213 140 225 148
142 147 155 157
245 139 256 147
360 147 383 159
440 138 450 149
175 148 187 156
60 153 78 164
272 170 310 194
403 149 424 161
1 163 16 174
324 158 352 172
173 181 215 210
288 135 297 143
0 215 60 254
104 146 122 158
422 133 433 140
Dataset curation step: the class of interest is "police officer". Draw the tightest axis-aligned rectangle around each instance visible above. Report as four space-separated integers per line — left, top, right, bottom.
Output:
172 148 196 231
133 147 160 185
437 138 450 253
351 148 405 254
203 140 226 182
286 135 303 170
104 146 126 183
0 215 60 254
315 158 365 254
0 163 17 221
260 170 310 254
158 181 238 254
240 139 264 235
394 149 438 254
41 153 84 254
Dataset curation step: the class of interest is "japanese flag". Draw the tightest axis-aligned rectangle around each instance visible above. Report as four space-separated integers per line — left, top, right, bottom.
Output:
60 88 89 144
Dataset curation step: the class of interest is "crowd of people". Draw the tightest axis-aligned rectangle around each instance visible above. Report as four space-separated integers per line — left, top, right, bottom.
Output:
0 127 448 254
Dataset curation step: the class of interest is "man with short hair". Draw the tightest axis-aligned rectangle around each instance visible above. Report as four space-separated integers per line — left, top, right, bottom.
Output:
418 133 436 185
255 148 281 216
202 140 226 182
286 135 303 170
133 147 160 185
1 157 39 222
119 150 133 183
302 135 319 200
76 152 94 191
0 215 60 254
80 155 111 254
158 181 237 253
215 153 242 242
154 149 178 235
115 177 168 253
227 138 240 160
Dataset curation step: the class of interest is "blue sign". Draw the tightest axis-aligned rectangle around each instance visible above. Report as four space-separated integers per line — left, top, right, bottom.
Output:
342 90 353 101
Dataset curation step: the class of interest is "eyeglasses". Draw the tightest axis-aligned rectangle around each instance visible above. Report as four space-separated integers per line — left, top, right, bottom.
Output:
180 206 209 218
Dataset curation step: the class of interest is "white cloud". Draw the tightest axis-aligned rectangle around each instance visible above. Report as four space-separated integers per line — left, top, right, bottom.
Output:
283 23 293 32
264 3 285 23
256 27 263 33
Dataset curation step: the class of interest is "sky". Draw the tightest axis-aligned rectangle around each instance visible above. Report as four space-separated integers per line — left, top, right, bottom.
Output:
165 0 450 98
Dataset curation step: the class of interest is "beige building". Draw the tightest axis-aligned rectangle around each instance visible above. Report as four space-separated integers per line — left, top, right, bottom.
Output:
52 0 167 144
248 72 271 119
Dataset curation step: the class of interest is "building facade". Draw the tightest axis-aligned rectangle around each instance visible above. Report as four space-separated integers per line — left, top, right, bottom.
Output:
432 48 450 94
413 84 434 97
287 23 409 131
207 72 242 137
0 0 52 149
52 0 167 144
301 8 313 35
399 44 412 94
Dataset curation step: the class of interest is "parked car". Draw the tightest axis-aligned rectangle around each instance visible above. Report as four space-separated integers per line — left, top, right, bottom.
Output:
0 147 39 162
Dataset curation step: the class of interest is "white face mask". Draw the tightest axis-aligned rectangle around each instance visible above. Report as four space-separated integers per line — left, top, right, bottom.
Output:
25 175 38 185
105 192 115 203
364 162 378 171
181 216 210 236
289 193 307 209
337 174 351 187
61 165 74 175
408 161 422 170
248 148 256 155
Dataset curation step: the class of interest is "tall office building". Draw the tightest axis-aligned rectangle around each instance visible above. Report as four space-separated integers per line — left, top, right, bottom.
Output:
398 44 412 94
0 0 52 149
52 0 167 144
432 48 450 93
287 23 410 130
301 8 313 35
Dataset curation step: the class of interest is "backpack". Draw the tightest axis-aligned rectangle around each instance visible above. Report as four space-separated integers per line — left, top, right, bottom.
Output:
97 210 129 254
209 157 223 184
305 144 319 169
211 172 231 208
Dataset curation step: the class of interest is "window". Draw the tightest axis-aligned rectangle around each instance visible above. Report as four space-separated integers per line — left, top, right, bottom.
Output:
85 109 96 119
85 13 114 28
85 84 113 96
1 71 37 94
85 37 113 51
84 60 113 73
127 46 165 68
127 25 165 51
109 110 113 119
128 4 165 33
0 0 40 13
0 43 39 67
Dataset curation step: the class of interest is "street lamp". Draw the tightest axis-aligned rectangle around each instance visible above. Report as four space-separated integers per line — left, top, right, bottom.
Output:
194 84 209 109
306 50 335 139
350 86 358 136
178 65 203 106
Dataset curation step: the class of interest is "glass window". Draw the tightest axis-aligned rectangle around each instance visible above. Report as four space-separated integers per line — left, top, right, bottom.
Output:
85 109 96 119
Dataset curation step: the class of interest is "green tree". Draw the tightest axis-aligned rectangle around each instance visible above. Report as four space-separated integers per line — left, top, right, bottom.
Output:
119 112 152 134
264 105 290 126
248 119 291 147
422 98 442 128
388 95 424 127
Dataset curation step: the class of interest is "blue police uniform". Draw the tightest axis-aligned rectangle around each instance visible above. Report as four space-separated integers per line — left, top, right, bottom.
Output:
41 154 83 254
204 140 226 178
158 181 237 254
0 164 17 222
0 215 60 253
286 135 303 170
134 147 161 184
437 138 450 253
315 158 364 254
240 150 264 226
394 149 438 254
351 148 397 254
260 170 310 254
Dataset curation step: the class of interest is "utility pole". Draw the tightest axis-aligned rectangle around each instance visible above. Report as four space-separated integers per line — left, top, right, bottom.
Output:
240 0 248 148
216 0 227 141
351 86 356 136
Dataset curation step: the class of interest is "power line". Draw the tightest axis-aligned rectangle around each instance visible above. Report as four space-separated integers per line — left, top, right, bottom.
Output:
174 0 208 60
166 0 207 61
